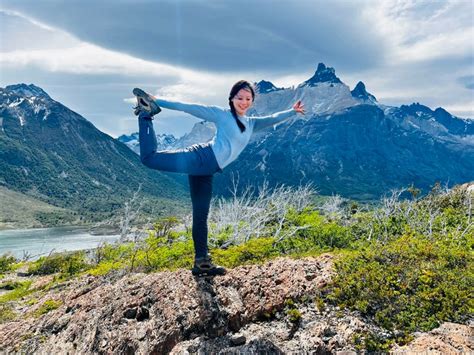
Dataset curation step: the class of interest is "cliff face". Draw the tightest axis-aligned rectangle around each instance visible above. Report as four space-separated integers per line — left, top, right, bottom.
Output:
0 255 472 353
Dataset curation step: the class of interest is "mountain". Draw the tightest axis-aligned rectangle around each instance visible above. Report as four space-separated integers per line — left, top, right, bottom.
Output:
255 80 283 94
299 63 343 87
118 121 216 155
350 81 377 104
117 63 473 200
221 65 473 199
0 84 187 223
117 132 178 155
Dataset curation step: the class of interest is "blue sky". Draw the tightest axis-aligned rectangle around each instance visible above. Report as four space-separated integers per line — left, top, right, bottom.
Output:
0 0 473 137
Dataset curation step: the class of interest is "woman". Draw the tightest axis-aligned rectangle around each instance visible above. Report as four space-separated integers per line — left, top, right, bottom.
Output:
133 80 305 276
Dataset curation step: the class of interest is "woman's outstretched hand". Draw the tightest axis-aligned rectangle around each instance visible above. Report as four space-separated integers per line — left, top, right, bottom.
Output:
293 100 305 115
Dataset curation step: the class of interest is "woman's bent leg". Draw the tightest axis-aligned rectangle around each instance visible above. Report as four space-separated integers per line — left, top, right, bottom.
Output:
188 175 213 259
138 115 219 175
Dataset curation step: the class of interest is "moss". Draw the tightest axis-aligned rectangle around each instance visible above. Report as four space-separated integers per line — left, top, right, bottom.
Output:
0 280 33 303
0 304 17 323
33 299 62 317
286 308 302 323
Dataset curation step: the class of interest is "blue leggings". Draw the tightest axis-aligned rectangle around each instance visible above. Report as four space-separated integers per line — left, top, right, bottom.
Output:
138 115 220 258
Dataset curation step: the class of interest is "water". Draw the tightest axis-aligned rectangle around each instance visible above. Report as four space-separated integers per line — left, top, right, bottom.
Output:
0 226 121 260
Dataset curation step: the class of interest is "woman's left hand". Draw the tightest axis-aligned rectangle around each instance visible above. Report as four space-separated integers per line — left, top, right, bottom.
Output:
293 100 305 115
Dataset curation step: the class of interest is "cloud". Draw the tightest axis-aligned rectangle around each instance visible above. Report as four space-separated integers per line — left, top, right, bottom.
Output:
363 0 473 63
0 10 183 80
1 0 472 138
458 75 474 90
0 0 387 73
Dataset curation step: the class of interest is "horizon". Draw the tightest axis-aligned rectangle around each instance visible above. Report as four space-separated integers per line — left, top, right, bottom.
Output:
1 0 473 138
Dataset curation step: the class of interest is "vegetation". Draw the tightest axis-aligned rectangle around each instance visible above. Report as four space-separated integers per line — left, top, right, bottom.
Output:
0 182 472 351
0 254 17 273
32 299 62 317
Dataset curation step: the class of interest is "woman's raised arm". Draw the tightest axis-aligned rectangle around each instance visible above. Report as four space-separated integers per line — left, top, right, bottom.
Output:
155 98 223 123
252 100 305 131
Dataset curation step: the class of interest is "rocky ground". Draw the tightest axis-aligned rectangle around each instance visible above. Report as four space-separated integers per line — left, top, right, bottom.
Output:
0 254 472 353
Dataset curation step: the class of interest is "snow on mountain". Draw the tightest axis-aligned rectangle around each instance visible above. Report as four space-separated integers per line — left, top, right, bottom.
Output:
299 63 343 87
118 132 177 155
0 84 187 216
173 121 215 149
2 84 55 125
117 62 473 199
6 84 51 99
252 82 359 119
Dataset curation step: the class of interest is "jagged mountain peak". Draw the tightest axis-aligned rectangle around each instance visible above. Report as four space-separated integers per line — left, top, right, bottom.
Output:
351 81 377 103
400 102 434 116
255 80 283 94
300 63 343 87
5 83 51 99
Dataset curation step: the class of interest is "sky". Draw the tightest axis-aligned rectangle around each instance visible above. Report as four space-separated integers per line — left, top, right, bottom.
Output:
0 0 473 138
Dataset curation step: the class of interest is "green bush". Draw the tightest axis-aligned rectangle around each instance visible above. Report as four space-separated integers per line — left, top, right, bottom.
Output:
0 254 17 273
276 209 353 254
212 237 278 268
327 233 473 334
28 251 90 276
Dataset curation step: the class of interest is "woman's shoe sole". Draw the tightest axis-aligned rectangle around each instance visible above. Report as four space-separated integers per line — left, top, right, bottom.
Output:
132 88 161 116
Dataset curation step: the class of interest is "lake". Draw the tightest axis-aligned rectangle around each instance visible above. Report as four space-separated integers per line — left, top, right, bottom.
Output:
0 226 121 260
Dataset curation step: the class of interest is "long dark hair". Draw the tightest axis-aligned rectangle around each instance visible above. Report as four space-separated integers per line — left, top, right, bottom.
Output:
228 80 255 133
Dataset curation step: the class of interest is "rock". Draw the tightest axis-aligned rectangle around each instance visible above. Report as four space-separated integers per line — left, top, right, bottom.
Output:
230 334 246 346
0 255 334 354
123 308 137 319
391 322 473 354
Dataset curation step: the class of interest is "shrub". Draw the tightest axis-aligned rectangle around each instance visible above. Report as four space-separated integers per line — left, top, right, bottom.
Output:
0 254 17 273
28 251 89 276
327 233 473 334
276 209 352 253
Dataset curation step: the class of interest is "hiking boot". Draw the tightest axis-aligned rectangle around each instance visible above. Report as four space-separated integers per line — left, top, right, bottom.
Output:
132 88 162 117
192 255 226 277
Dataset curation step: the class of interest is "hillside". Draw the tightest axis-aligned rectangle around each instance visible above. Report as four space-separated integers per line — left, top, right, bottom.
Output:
0 183 471 352
0 186 77 229
0 84 188 224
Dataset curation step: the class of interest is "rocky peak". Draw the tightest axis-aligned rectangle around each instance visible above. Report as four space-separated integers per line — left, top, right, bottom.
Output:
5 83 51 99
300 63 342 87
400 103 433 116
350 81 377 103
255 80 283 94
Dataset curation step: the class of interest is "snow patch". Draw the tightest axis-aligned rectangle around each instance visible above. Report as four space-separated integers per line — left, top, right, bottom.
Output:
9 98 24 107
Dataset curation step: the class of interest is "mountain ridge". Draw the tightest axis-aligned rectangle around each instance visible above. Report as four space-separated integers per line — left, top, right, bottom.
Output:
119 63 473 199
0 85 188 224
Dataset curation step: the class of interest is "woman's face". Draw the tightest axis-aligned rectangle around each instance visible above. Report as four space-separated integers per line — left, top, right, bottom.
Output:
232 88 253 117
